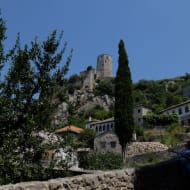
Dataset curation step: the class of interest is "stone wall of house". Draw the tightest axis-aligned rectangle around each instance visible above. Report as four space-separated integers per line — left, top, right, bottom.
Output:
94 131 121 154
1 159 190 190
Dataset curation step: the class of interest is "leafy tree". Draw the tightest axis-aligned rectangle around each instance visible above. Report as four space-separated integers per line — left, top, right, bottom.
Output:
0 15 72 184
94 78 115 96
78 128 96 149
87 105 113 120
143 113 179 127
114 40 134 161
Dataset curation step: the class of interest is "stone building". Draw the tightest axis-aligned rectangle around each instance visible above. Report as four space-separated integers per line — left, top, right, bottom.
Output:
80 54 112 90
161 99 190 126
96 54 112 79
133 105 152 126
86 117 115 135
86 105 151 136
94 131 121 154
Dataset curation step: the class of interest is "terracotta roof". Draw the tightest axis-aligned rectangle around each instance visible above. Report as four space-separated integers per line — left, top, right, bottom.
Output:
55 125 84 134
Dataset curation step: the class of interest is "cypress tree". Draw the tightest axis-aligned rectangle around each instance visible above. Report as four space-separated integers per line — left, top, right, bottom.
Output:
114 40 134 160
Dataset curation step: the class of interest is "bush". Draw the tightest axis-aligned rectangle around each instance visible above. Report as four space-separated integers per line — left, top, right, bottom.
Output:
161 124 184 146
161 134 180 147
88 106 113 120
94 78 115 96
78 152 123 170
134 124 144 137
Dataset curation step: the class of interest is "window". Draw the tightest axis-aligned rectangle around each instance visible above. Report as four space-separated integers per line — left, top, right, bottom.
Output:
103 125 105 131
138 109 141 113
185 106 189 113
107 124 110 131
178 108 182 115
110 141 116 148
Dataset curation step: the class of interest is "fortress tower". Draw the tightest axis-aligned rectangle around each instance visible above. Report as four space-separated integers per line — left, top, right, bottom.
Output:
96 54 112 79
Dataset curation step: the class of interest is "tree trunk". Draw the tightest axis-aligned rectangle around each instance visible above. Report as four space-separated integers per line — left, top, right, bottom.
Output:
122 144 127 164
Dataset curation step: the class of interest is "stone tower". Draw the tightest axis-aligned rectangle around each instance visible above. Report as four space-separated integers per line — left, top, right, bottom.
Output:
96 54 112 79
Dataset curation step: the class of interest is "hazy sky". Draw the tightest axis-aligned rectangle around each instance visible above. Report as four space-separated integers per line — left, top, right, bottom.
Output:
1 1 190 82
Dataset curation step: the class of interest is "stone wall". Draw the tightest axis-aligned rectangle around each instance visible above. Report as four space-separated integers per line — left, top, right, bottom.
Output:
1 159 190 190
0 169 135 190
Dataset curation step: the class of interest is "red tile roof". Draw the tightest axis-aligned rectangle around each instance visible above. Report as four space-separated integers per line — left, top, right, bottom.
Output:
55 125 84 134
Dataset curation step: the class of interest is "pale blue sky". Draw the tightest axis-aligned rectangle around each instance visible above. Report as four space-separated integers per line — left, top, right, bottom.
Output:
1 1 190 82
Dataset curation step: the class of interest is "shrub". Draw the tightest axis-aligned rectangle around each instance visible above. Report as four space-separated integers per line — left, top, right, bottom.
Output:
134 124 144 137
88 106 113 120
161 134 180 147
78 152 123 170
94 78 115 96
161 124 184 146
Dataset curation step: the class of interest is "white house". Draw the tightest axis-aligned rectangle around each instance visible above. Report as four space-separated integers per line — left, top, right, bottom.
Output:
161 100 190 126
133 105 151 126
86 105 151 136
86 117 115 135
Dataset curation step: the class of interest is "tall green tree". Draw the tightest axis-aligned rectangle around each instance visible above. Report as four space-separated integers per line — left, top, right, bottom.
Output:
0 14 72 184
114 40 134 160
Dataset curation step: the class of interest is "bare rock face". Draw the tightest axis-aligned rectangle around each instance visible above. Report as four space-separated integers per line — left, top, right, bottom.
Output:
69 90 114 112
53 90 114 126
53 102 69 126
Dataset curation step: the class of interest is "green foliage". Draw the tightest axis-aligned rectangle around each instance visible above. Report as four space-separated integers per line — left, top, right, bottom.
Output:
134 124 144 136
68 74 83 94
143 113 179 127
88 105 113 120
115 40 134 157
86 65 93 71
78 152 123 170
127 152 163 168
66 116 86 129
0 15 72 184
78 128 96 149
161 124 184 146
94 78 115 96
133 79 189 112
161 134 180 147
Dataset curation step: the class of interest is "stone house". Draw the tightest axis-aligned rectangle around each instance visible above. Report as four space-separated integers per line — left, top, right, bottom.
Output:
133 105 152 126
94 131 121 154
161 100 190 126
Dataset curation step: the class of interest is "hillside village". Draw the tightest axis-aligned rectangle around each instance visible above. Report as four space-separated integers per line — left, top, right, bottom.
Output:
50 53 190 171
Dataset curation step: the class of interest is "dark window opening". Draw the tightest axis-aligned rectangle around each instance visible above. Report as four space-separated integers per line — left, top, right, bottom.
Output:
110 141 116 148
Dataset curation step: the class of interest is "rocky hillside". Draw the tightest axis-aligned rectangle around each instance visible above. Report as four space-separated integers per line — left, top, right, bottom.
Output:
53 89 114 126
53 73 190 126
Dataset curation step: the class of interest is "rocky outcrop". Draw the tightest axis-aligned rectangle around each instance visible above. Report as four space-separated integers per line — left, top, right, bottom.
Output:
69 90 114 112
53 102 69 126
126 142 168 157
53 90 114 126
